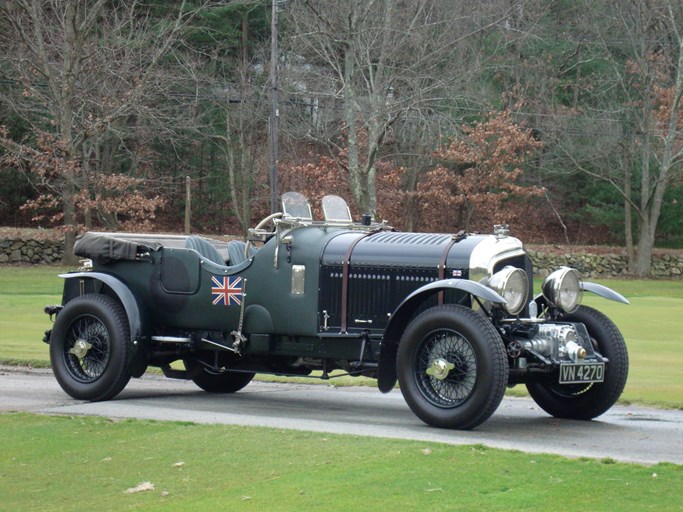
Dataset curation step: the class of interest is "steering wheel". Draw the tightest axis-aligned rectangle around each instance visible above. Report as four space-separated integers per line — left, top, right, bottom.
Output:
245 212 283 258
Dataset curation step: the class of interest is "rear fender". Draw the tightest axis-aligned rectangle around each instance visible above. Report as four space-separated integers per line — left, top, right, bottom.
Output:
60 272 141 342
377 279 505 393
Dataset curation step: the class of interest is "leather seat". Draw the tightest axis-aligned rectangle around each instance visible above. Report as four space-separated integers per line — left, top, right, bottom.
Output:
185 236 226 266
227 240 256 265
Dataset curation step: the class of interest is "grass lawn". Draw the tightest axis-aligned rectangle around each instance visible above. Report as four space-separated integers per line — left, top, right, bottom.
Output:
1 266 682 408
1 413 681 512
0 265 69 365
574 280 683 408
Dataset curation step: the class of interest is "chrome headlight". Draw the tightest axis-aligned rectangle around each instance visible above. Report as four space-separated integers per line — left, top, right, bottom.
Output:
487 266 529 315
542 267 582 313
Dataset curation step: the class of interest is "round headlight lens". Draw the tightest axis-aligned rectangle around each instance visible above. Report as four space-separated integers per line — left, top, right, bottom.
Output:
542 267 582 313
487 266 529 315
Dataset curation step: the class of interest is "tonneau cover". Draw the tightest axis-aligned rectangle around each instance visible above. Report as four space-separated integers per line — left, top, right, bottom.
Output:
74 232 162 264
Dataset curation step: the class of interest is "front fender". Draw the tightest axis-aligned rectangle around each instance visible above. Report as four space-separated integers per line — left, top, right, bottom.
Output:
377 279 505 393
582 282 630 304
60 272 142 341
533 281 630 312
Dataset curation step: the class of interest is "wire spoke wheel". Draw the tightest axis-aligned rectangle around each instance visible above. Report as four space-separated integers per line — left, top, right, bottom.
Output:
50 294 132 401
415 331 477 407
397 305 507 430
63 315 112 382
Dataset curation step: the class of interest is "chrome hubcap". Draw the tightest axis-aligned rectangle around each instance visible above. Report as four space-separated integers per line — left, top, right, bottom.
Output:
425 358 455 381
69 339 92 359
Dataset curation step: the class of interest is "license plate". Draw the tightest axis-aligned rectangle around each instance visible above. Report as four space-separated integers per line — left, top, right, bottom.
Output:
559 362 605 384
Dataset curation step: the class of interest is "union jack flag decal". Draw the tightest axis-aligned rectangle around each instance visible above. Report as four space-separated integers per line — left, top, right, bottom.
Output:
211 276 242 306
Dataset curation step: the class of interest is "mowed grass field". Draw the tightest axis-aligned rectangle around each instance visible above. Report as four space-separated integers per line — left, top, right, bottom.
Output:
582 281 683 408
1 264 681 408
1 413 681 512
0 265 71 365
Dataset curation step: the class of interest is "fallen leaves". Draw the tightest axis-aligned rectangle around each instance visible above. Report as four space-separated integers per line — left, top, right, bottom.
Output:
124 481 155 494
122 461 185 496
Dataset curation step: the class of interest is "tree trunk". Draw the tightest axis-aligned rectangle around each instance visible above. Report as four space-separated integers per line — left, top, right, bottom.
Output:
634 221 654 277
404 167 420 231
343 35 365 213
622 133 635 273
61 166 79 265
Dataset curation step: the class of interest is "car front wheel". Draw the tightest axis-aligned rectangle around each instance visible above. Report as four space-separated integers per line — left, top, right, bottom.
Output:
526 305 628 420
49 294 132 401
397 305 508 430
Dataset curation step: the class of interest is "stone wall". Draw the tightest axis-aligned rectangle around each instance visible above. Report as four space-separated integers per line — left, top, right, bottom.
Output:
0 237 64 264
1 235 682 277
527 249 683 279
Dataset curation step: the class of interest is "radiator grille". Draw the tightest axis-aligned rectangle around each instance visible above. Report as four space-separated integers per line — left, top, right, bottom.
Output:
318 254 530 333
319 266 440 331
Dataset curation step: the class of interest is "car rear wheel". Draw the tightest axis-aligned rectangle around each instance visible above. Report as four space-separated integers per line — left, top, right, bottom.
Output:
184 360 255 393
526 305 628 420
49 294 132 401
397 305 508 430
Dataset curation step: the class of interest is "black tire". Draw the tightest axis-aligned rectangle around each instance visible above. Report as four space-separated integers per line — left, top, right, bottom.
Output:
397 305 508 430
49 294 132 401
526 305 628 420
185 360 255 393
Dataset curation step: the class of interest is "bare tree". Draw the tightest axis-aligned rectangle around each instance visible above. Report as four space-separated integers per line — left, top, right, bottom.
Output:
0 0 206 262
566 0 683 276
631 0 683 276
212 12 271 237
282 0 512 217
498 0 683 275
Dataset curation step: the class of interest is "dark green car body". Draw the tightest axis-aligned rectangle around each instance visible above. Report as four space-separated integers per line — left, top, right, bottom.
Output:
44 193 630 429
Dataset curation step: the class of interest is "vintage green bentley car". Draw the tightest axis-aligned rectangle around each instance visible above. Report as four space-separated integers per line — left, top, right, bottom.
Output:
44 192 629 429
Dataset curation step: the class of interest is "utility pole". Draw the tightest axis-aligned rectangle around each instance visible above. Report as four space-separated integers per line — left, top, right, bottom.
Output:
184 176 191 234
269 0 280 214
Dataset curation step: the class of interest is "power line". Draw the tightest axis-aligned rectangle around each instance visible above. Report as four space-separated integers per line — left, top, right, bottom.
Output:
2 77 680 139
